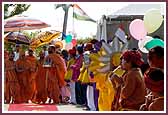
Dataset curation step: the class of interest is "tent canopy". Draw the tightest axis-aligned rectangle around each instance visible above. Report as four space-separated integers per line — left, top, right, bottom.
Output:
108 4 164 20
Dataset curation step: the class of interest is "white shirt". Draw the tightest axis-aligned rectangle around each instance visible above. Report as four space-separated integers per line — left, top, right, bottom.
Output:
14 52 19 61
44 51 48 57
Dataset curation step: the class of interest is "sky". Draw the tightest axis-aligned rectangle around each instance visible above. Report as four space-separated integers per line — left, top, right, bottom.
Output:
21 2 129 38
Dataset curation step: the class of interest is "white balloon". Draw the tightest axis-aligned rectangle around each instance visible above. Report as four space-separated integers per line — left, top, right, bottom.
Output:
138 36 153 53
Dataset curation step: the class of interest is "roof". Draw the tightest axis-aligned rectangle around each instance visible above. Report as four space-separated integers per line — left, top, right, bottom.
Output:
108 4 164 19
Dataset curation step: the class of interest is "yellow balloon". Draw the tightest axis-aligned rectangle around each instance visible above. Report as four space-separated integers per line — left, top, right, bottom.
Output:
144 9 163 34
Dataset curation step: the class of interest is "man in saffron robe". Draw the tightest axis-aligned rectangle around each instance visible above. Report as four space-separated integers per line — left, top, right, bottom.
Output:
45 45 66 104
25 49 38 102
5 52 21 103
16 51 31 103
35 51 47 104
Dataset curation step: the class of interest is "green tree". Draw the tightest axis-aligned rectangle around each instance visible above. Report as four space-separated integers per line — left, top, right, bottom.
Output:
77 37 94 44
23 31 40 40
4 4 30 19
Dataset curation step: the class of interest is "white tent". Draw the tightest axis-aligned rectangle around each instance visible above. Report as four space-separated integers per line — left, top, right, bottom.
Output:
96 3 165 42
109 4 164 17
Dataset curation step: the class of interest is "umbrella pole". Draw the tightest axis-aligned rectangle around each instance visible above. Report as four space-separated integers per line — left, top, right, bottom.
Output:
62 4 71 40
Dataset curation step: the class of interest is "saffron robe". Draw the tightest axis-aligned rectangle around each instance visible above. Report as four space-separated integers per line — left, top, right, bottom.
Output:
26 55 38 101
35 59 47 103
5 60 21 103
45 53 66 103
16 59 31 102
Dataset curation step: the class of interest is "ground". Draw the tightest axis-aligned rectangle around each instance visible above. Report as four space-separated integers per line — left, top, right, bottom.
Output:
3 103 86 112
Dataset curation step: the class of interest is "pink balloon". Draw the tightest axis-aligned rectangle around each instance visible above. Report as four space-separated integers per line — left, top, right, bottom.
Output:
129 19 147 40
72 39 77 46
65 42 73 51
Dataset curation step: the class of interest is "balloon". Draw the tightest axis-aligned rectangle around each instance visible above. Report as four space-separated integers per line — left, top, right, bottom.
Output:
65 42 73 50
129 19 147 40
144 38 164 50
55 41 63 49
138 36 153 53
144 9 163 34
65 35 72 43
72 39 77 46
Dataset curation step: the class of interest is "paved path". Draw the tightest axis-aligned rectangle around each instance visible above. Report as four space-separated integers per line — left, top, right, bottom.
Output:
3 103 86 112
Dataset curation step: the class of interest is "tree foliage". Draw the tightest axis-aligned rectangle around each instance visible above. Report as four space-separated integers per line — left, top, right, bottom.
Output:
4 4 30 19
77 37 95 44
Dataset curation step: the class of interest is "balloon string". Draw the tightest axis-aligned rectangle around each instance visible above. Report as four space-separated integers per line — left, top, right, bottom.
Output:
73 5 75 38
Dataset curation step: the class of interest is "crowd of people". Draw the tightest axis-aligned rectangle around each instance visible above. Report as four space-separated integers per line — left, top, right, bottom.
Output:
4 39 164 111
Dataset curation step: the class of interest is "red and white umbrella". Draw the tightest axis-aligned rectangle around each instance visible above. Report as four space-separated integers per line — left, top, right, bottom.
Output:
4 15 50 32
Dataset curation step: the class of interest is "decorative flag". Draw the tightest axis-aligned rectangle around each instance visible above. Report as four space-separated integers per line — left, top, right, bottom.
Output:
72 4 96 23
115 27 127 44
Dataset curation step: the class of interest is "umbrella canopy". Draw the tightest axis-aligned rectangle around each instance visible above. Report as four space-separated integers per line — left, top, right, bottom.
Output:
4 15 50 32
30 31 61 49
4 32 30 45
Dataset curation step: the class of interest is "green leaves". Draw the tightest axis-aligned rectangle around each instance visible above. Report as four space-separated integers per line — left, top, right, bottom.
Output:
4 4 31 19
